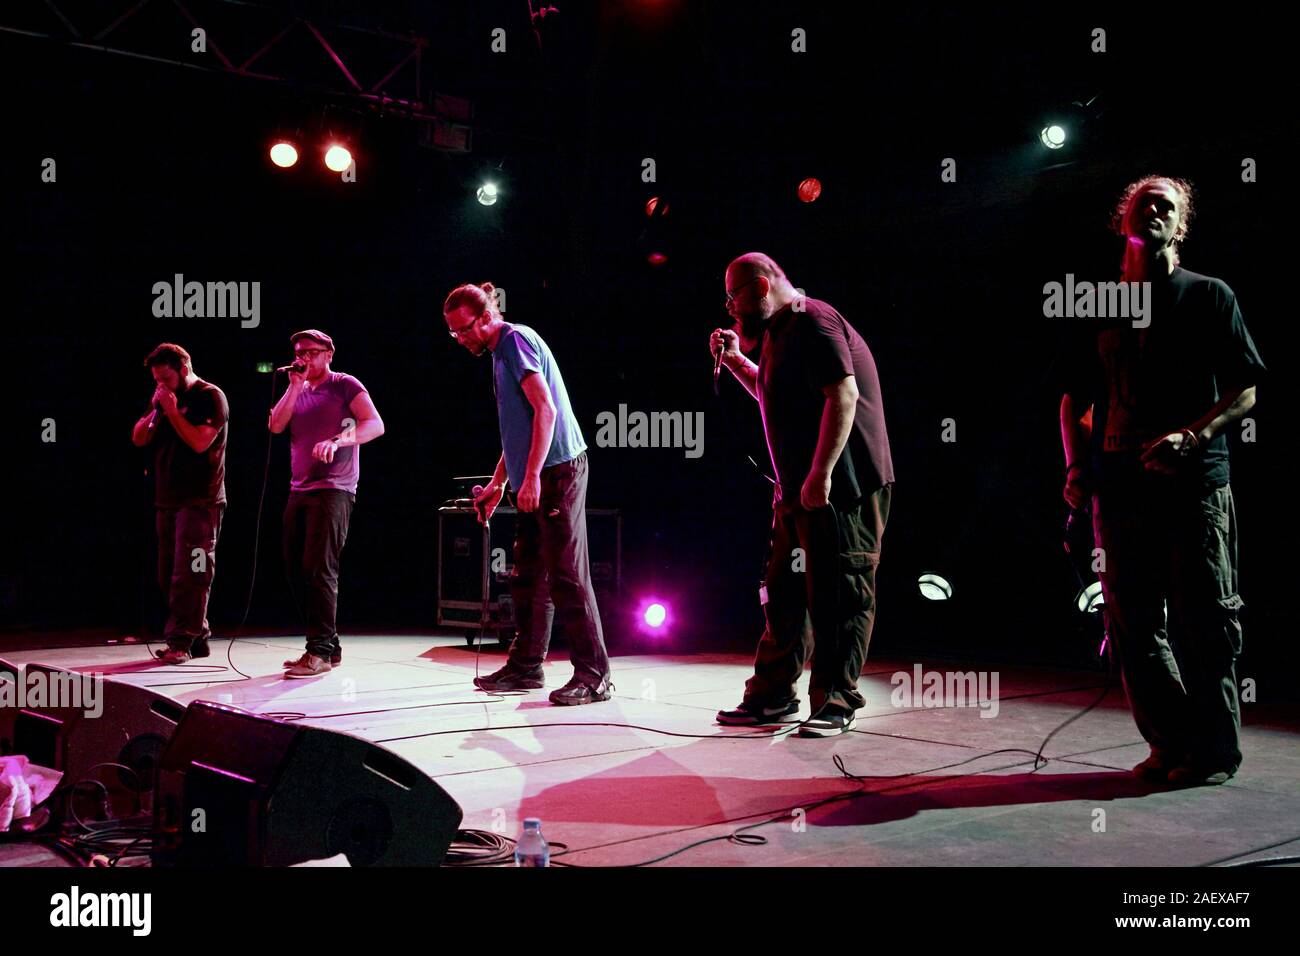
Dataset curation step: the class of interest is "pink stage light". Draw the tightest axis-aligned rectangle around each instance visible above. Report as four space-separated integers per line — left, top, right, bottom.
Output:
636 597 671 634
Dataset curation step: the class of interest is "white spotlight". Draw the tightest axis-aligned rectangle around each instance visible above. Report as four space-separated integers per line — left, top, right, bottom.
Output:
1040 125 1066 149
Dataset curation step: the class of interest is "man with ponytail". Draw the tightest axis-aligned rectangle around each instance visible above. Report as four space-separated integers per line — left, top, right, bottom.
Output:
444 282 613 705
1060 177 1265 786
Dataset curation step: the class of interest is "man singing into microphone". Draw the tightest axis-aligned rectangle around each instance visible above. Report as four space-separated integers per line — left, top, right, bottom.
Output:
132 343 228 665
269 330 385 678
711 253 894 736
444 282 613 705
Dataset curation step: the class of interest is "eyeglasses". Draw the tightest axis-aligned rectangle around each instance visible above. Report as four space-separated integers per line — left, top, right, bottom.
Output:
447 315 480 340
293 347 327 358
725 277 760 306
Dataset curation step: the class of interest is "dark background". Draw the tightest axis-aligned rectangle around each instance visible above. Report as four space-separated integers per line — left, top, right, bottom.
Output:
2 3 1291 682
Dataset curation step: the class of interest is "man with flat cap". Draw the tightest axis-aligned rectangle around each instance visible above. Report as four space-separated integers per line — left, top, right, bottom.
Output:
269 329 385 678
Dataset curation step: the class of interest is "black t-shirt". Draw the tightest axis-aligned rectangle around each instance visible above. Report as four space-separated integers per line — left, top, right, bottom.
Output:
149 379 228 508
757 297 895 506
1064 267 1265 491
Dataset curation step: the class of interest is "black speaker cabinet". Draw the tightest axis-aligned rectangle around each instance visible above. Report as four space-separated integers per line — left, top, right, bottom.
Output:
152 701 463 867
436 505 623 641
0 660 185 820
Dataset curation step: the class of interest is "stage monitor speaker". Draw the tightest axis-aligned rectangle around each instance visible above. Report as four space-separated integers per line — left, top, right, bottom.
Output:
0 661 185 819
152 701 463 867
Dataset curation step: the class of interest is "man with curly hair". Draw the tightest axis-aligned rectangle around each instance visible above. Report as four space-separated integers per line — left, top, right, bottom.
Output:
1060 176 1265 786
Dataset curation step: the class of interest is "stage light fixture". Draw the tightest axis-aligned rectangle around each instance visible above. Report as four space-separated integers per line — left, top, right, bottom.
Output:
634 596 672 634
324 144 353 173
269 141 299 168
1040 125 1066 149
646 252 668 266
1075 581 1104 614
798 177 822 202
917 573 953 601
476 182 499 206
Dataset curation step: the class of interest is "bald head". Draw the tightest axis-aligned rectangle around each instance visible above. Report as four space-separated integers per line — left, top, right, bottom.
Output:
727 252 793 290
724 251 802 348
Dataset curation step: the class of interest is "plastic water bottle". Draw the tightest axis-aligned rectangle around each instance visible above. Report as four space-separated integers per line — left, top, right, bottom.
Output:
514 818 550 867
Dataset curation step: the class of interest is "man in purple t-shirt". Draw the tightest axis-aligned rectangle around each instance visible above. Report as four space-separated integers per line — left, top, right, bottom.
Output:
269 329 385 678
710 253 895 737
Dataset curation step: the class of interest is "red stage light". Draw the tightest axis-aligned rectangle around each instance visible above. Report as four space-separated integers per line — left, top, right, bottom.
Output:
798 177 822 203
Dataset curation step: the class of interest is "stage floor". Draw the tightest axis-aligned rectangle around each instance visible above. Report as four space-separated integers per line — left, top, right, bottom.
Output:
4 635 1298 867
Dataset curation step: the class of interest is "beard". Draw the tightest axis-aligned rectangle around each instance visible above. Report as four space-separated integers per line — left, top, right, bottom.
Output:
737 300 775 346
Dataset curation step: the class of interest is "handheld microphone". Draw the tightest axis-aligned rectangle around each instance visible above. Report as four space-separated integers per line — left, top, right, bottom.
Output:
146 403 161 429
713 340 725 395
277 363 307 374
450 485 489 508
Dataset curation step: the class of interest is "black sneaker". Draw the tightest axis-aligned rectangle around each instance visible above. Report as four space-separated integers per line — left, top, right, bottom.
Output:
1167 763 1235 787
716 700 800 726
798 707 857 737
473 665 544 691
548 676 613 706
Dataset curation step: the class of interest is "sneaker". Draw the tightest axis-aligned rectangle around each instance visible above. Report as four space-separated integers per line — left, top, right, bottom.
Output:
1167 764 1234 787
283 649 342 667
798 707 858 738
548 676 612 706
156 637 210 662
284 653 332 679
473 665 544 691
1131 750 1180 782
716 700 801 726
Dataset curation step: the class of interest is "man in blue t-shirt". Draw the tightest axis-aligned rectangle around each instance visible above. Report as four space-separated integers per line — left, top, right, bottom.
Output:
444 282 612 705
269 329 386 678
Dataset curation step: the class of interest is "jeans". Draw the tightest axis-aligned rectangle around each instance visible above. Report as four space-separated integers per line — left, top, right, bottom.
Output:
743 483 891 715
506 453 612 691
1093 482 1244 772
156 504 225 652
282 489 355 659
